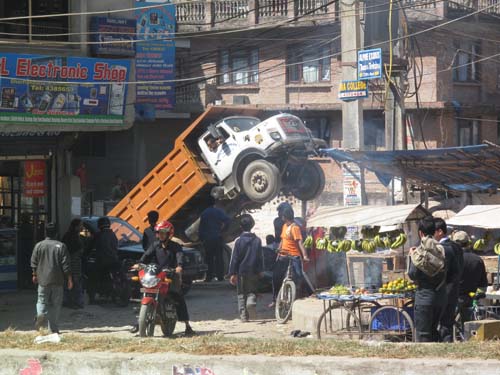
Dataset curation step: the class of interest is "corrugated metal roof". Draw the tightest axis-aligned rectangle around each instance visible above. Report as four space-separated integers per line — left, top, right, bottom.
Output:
320 143 500 192
447 205 500 229
306 204 429 228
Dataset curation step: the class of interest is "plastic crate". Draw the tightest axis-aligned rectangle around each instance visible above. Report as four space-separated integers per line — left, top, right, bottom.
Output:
370 306 414 331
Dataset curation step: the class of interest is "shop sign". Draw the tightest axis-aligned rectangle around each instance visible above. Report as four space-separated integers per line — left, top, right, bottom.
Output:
0 53 131 126
358 48 382 80
90 17 136 57
24 160 46 197
135 0 176 113
338 80 368 101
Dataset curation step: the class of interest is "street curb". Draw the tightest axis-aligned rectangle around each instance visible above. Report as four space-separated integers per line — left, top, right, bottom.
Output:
3 349 500 375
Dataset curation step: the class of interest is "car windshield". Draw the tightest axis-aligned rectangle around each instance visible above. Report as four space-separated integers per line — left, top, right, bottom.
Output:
110 218 142 246
221 117 260 132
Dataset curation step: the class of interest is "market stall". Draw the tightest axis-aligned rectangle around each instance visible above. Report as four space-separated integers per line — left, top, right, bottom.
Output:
448 205 500 290
305 203 430 289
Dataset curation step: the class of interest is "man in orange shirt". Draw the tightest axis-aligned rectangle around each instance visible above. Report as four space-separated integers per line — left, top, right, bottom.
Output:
270 207 310 306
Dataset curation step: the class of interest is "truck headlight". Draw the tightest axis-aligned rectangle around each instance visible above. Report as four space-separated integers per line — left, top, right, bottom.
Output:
269 131 281 141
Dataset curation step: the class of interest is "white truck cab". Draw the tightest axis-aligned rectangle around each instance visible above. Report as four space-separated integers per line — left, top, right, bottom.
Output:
198 113 326 203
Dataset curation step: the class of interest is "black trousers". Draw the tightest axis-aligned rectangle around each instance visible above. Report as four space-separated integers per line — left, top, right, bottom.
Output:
414 303 443 342
169 291 189 322
439 285 459 342
203 237 224 280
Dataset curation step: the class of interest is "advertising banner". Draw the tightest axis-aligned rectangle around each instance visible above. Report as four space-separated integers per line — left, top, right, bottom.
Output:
24 160 46 197
90 17 136 57
0 53 130 125
338 80 368 101
343 164 362 207
357 48 382 80
135 0 176 113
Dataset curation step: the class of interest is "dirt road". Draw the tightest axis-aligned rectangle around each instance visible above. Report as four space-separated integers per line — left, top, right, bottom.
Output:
0 282 293 339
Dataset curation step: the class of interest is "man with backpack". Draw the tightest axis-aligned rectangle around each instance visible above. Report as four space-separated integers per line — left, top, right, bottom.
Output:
434 218 463 342
409 217 448 342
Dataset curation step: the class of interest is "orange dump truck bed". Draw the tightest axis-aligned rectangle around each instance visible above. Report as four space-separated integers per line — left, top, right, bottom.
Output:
108 106 263 237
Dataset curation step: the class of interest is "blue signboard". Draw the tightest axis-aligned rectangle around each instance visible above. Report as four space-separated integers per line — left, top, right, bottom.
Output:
90 17 136 57
358 48 382 80
135 1 176 113
338 80 368 101
0 53 130 125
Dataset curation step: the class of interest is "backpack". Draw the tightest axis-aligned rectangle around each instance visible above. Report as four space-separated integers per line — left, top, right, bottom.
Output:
411 235 446 277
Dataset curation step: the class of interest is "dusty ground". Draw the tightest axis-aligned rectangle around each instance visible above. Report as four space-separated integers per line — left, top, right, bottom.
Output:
0 281 294 339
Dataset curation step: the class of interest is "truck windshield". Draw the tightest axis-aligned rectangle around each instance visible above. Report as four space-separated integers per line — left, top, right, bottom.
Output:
222 117 261 132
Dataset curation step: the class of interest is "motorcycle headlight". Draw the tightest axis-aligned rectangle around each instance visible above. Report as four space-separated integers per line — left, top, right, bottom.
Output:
141 275 161 288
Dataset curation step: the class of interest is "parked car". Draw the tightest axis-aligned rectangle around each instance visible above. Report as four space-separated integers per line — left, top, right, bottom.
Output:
81 216 207 295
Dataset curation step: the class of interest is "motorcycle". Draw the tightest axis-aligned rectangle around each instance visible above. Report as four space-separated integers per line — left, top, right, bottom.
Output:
131 263 178 337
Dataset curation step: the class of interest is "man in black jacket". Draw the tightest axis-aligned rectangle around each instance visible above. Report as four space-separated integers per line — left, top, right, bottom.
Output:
134 220 194 335
434 218 463 342
142 210 159 251
229 214 263 322
409 217 448 342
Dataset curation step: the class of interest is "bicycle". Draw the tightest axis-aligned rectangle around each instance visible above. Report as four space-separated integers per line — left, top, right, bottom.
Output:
453 291 500 341
275 256 315 324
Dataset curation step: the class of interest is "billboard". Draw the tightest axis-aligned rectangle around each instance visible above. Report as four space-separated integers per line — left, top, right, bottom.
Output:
0 53 130 126
135 0 176 113
338 80 368 101
90 17 136 57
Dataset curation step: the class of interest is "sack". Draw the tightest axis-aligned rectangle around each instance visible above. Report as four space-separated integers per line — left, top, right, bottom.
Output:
411 235 446 277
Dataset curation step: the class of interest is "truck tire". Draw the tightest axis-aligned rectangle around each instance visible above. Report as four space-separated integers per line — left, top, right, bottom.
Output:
291 161 325 201
242 160 281 203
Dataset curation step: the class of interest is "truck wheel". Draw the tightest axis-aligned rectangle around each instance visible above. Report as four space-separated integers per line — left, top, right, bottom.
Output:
242 160 281 203
291 161 325 201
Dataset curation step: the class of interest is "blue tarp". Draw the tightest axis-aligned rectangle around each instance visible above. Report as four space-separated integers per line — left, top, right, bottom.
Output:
320 144 500 192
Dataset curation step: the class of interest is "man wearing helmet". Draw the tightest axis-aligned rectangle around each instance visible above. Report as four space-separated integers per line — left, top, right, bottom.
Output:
133 220 194 335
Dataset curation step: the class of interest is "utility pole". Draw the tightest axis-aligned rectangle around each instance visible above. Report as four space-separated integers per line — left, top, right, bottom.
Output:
341 0 367 205
384 2 407 205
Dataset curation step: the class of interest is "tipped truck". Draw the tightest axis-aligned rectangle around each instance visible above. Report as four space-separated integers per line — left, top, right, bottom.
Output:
109 106 326 243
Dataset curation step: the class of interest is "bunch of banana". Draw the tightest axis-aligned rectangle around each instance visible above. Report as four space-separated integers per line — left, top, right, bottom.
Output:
336 240 352 252
473 238 486 251
494 243 500 256
361 227 380 239
331 226 348 240
316 236 328 250
303 235 314 248
362 240 376 253
390 233 407 249
327 240 339 253
374 235 385 248
383 237 392 248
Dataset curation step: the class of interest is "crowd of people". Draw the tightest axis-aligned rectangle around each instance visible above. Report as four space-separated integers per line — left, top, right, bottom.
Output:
26 199 489 342
408 216 488 342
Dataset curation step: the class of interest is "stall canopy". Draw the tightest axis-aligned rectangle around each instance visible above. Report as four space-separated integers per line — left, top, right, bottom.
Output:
306 204 429 228
447 205 500 229
320 143 500 192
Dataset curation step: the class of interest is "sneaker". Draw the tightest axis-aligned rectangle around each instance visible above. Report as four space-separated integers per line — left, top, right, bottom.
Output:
130 324 139 334
35 315 46 331
184 326 195 336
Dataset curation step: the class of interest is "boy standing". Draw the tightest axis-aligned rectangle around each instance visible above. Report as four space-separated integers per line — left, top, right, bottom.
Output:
229 214 263 322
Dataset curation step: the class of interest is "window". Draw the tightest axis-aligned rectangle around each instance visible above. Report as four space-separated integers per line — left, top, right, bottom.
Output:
219 49 259 85
452 40 481 82
73 133 106 158
303 117 330 143
288 45 331 84
364 115 385 150
0 1 69 41
457 119 481 146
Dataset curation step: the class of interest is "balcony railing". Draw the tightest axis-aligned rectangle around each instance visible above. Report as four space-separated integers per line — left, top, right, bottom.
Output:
174 0 500 31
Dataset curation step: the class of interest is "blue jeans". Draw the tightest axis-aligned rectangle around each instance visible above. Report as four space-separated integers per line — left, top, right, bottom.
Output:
36 284 63 333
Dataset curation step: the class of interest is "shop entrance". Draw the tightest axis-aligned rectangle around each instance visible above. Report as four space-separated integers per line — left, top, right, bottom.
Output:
0 159 50 289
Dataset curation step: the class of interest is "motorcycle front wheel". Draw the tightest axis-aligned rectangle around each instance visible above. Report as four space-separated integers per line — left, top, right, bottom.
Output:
138 304 156 337
160 300 177 337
